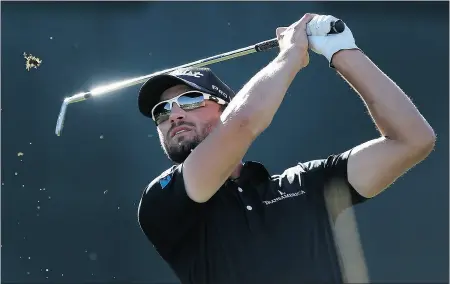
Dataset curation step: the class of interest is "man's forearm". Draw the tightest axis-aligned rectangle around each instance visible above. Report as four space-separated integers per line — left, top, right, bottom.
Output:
221 48 302 136
332 50 436 147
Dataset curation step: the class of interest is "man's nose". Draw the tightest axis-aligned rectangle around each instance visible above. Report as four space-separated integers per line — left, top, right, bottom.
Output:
168 104 186 122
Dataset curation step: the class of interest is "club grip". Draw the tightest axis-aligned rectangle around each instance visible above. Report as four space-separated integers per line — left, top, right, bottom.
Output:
307 19 345 36
255 39 279 52
328 19 345 35
255 19 345 52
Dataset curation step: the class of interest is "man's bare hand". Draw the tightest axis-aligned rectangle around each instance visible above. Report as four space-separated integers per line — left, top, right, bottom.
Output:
276 13 316 69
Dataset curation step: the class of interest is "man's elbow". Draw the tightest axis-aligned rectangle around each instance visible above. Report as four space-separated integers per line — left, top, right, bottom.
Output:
406 126 436 162
423 128 437 152
418 134 436 160
399 116 435 153
415 125 436 154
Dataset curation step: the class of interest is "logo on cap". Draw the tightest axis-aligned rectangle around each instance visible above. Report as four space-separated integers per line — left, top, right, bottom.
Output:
212 85 228 99
172 69 204 78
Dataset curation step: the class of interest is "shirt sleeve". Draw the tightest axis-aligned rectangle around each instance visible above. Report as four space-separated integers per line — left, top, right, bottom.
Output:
137 163 205 260
299 149 370 216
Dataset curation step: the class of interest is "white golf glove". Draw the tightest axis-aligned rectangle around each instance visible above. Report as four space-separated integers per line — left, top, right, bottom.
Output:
307 15 360 67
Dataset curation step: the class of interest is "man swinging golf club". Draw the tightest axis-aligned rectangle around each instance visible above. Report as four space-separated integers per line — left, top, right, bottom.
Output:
137 14 435 284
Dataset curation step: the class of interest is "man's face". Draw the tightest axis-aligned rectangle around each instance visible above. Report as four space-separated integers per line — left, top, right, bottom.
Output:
156 84 222 164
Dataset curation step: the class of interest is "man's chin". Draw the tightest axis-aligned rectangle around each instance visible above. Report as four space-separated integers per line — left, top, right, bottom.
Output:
172 138 194 149
166 140 199 164
172 132 193 144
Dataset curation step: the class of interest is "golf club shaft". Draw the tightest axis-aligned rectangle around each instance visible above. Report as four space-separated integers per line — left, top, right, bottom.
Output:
74 38 279 102
55 18 346 136
55 38 279 136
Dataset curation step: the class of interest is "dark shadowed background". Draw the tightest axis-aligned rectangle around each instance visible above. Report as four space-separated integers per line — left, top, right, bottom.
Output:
2 1 448 283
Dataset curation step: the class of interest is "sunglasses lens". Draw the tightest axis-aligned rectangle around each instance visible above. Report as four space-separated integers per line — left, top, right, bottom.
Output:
153 103 171 124
152 91 206 124
178 92 205 110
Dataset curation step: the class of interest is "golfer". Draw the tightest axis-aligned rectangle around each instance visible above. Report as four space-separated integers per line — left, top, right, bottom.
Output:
137 14 435 284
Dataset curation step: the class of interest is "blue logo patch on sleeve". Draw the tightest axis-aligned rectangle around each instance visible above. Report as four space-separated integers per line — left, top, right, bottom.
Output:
159 175 172 189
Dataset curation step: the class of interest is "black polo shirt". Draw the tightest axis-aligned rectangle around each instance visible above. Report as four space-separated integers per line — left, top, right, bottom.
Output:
138 149 369 284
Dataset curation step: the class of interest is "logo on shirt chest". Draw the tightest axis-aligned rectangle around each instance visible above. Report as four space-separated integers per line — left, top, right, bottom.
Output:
262 189 305 205
159 175 172 189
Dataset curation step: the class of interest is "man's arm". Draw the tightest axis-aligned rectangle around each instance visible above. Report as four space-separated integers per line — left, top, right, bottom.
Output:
332 50 436 198
183 14 315 203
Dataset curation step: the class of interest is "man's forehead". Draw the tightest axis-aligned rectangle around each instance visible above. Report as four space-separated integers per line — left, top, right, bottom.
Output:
160 84 193 100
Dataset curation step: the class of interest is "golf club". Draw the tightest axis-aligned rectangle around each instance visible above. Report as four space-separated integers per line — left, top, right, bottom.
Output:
55 19 344 136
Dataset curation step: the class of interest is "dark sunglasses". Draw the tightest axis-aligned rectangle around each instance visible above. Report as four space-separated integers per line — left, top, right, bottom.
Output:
151 91 228 125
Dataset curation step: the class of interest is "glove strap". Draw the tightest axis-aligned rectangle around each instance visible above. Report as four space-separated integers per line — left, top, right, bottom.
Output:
329 47 363 68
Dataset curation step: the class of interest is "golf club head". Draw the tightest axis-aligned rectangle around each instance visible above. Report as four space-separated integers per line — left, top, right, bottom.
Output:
55 99 69 136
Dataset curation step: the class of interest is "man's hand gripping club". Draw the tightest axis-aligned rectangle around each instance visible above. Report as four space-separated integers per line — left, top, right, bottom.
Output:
277 14 360 68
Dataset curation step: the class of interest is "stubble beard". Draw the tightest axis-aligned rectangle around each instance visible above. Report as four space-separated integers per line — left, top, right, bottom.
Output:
161 122 213 164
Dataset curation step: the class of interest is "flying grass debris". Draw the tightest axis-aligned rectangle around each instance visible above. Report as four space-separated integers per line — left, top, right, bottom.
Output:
23 52 42 71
